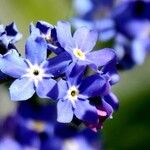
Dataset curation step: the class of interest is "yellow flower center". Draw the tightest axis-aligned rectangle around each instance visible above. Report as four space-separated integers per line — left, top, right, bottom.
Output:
67 86 79 102
28 120 45 133
73 48 85 60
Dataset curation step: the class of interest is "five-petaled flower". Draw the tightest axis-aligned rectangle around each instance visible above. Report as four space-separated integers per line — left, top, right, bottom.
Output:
0 29 71 100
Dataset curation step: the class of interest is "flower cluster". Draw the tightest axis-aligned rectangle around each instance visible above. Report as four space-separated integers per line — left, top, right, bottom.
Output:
72 0 150 69
0 20 119 131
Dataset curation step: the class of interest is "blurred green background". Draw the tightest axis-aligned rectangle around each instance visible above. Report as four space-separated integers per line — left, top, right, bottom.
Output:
0 0 150 149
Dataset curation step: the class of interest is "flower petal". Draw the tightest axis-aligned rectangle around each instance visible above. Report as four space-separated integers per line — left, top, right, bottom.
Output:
86 48 116 69
36 21 53 34
102 59 120 85
73 27 98 52
47 79 68 100
45 52 71 77
131 39 146 65
36 78 56 99
103 92 119 111
9 77 35 101
57 100 73 123
66 63 85 85
101 99 114 118
74 100 98 124
56 21 73 48
79 75 107 97
0 50 28 78
25 34 47 64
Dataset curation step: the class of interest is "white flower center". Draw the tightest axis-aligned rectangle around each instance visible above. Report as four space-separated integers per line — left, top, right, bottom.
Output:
23 60 52 87
73 48 85 60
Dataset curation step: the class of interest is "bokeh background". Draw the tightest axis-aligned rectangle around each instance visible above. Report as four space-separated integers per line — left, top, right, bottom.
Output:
0 0 150 149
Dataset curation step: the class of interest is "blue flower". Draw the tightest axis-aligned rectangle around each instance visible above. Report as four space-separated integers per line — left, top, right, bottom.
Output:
48 64 109 124
56 21 116 69
0 32 71 101
30 21 64 55
113 0 150 67
72 0 115 41
72 0 150 69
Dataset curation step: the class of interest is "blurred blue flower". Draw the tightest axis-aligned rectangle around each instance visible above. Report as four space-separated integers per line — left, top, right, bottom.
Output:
72 0 150 69
113 0 150 67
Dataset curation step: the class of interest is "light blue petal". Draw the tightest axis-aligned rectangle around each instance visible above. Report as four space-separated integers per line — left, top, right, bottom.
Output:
0 50 28 78
86 48 116 69
57 99 73 123
36 78 56 99
56 21 73 49
73 27 98 52
73 0 92 16
25 34 47 65
79 75 107 97
9 77 35 101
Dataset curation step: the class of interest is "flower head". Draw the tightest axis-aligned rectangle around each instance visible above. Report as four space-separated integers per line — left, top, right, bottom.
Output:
56 21 116 70
48 64 110 124
0 30 71 100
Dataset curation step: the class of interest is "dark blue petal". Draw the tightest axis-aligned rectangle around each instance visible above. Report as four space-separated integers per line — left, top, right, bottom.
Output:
45 52 71 77
57 99 73 123
102 58 120 85
5 22 22 43
66 63 85 86
9 77 35 101
102 92 119 111
79 75 108 97
36 21 53 34
5 22 17 36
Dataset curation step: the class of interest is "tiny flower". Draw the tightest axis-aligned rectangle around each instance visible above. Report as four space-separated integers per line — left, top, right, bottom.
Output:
0 32 71 100
30 21 64 55
56 21 116 69
48 64 109 124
